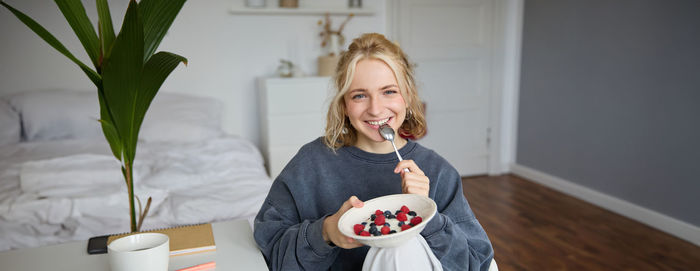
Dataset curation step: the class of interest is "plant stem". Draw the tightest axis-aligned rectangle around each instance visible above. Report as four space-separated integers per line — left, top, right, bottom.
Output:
124 160 137 232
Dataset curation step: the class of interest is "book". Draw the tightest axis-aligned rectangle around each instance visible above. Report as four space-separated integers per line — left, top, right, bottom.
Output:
106 223 216 256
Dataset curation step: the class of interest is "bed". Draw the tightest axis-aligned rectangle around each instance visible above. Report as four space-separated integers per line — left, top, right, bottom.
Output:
0 89 272 252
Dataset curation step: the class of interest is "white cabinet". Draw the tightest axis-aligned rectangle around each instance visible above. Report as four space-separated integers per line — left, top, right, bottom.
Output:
259 77 334 179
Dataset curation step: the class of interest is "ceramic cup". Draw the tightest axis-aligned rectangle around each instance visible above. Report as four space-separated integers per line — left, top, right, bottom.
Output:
108 233 170 271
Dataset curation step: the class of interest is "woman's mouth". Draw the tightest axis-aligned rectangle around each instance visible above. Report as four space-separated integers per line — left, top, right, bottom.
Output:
366 117 391 128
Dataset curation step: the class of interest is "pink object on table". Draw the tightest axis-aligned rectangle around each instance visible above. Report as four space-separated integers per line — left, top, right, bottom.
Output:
176 261 216 271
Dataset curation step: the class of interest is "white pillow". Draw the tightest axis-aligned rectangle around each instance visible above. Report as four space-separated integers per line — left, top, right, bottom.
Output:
6 90 103 141
5 90 223 142
139 93 223 142
0 98 21 145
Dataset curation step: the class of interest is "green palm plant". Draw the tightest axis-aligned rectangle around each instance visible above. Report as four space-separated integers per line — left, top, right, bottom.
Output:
1 0 187 232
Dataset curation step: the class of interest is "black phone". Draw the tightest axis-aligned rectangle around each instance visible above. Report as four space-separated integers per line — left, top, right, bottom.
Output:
86 235 109 254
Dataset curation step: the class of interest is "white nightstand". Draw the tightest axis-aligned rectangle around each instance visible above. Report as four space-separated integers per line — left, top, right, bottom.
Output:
259 77 334 179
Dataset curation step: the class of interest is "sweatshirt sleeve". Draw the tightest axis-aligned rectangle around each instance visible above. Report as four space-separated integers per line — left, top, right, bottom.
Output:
254 180 339 271
420 167 494 271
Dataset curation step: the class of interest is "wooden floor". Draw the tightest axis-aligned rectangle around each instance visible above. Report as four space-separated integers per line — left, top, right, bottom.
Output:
462 174 700 271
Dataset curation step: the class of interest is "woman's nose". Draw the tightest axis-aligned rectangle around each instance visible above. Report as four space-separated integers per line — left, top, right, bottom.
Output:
368 97 383 116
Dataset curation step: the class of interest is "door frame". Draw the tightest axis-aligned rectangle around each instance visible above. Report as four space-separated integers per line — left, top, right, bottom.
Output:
386 0 524 175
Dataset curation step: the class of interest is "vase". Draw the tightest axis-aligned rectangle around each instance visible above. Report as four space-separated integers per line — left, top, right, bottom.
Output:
108 233 170 271
279 0 298 8
318 55 341 76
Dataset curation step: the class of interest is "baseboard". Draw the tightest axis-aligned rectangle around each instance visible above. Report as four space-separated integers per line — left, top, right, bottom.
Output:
510 163 700 247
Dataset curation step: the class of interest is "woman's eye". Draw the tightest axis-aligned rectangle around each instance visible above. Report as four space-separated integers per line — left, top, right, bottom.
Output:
352 94 366 100
384 90 398 95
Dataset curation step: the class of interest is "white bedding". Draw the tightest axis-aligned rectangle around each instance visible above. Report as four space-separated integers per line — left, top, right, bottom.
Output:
0 136 272 251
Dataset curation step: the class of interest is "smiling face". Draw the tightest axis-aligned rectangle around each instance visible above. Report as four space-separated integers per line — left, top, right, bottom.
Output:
344 58 407 152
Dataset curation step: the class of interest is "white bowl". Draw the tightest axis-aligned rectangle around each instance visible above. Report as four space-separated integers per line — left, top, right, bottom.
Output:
338 194 437 248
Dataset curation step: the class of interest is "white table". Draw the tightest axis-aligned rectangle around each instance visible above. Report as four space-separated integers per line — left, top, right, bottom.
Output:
0 219 268 271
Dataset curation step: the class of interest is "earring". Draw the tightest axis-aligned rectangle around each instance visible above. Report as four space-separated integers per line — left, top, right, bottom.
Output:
405 108 413 120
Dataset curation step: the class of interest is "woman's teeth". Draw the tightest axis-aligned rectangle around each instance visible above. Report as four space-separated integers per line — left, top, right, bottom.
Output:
368 118 390 126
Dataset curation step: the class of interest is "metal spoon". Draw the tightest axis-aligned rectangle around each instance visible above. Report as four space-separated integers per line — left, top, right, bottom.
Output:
379 124 410 172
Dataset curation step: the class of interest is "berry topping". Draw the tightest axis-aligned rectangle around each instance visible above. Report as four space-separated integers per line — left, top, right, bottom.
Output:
400 205 410 213
410 216 423 225
401 224 412 231
354 224 365 234
374 215 386 226
396 212 408 222
375 210 384 216
381 225 390 234
360 231 371 236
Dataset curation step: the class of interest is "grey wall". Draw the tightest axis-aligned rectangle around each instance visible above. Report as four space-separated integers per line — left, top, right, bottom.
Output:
517 0 700 226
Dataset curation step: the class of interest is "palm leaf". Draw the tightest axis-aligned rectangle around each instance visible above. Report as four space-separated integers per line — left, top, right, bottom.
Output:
139 0 186 60
54 0 100 69
1 1 101 87
101 0 143 162
133 51 187 131
97 87 122 160
96 0 116 62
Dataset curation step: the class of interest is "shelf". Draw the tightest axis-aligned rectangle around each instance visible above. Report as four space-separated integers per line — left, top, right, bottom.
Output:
230 2 374 16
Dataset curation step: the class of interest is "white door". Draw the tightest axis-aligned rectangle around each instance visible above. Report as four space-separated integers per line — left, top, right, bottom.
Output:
392 0 495 176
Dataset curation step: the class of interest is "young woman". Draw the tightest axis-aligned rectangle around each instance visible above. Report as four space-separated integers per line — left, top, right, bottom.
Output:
254 33 493 270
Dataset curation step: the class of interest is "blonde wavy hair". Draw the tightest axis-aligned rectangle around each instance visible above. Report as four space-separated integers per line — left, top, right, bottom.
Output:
323 33 426 150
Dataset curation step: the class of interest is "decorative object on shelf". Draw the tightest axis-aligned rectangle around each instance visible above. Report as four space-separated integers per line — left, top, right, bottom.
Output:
277 59 304 78
1 0 187 233
317 12 354 76
245 0 266 8
348 0 362 8
279 0 298 8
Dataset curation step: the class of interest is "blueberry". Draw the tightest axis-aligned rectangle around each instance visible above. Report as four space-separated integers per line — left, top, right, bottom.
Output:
361 222 367 225
388 214 396 219
384 210 391 216
409 223 414 226
408 211 417 216
370 223 376 227
369 227 377 234
373 231 382 236
389 230 396 234
371 214 376 221
384 223 390 227
395 210 402 215
398 221 404 226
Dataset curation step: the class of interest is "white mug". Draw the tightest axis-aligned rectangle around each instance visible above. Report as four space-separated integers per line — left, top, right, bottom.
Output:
108 233 170 271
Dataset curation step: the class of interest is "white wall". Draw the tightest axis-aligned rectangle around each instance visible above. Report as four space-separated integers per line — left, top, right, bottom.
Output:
0 0 387 147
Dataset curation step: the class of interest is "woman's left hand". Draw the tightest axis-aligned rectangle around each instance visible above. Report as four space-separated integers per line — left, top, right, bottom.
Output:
394 160 430 197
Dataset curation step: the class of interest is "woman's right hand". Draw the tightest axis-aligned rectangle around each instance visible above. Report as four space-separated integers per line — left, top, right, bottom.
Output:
322 195 365 249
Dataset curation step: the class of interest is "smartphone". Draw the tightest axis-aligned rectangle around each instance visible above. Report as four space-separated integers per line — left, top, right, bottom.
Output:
86 235 109 254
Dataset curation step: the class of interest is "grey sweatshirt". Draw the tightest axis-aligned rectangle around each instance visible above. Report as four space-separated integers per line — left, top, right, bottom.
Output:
254 138 494 271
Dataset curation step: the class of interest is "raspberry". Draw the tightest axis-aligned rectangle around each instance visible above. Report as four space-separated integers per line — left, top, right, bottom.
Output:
375 210 384 216
354 224 365 234
374 214 386 226
401 205 410 213
396 212 407 222
360 231 370 236
401 224 412 231
410 216 423 225
381 225 390 234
